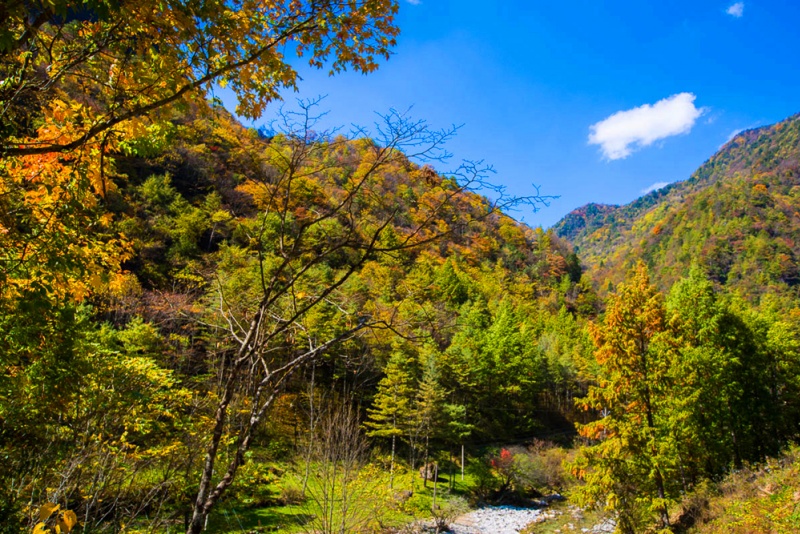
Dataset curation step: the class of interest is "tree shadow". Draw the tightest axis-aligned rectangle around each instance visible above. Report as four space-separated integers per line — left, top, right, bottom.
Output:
205 505 314 533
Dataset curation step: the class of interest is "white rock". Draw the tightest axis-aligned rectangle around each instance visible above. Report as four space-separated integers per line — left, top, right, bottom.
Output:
450 506 543 534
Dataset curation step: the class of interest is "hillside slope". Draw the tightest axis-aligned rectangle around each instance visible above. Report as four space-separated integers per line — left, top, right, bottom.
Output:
554 113 800 298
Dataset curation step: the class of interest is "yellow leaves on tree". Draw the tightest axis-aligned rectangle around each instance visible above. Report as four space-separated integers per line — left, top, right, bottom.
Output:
1 0 401 308
2 0 400 156
0 142 132 304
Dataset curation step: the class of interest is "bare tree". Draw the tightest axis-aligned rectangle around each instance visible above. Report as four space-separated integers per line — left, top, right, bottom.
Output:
301 399 378 534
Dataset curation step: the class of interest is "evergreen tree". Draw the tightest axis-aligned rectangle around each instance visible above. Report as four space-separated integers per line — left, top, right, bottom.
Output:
414 348 446 487
365 350 415 489
667 267 793 473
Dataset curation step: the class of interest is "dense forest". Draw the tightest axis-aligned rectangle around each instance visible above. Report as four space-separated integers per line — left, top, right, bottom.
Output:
3 2 800 534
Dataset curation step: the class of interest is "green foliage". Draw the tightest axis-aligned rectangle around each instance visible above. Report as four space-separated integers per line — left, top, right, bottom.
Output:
366 351 415 441
228 460 280 507
556 114 800 301
0 309 199 532
676 445 800 533
573 264 800 533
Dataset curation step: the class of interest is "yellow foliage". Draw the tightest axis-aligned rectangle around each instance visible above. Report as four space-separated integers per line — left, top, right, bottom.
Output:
39 504 59 522
33 504 78 534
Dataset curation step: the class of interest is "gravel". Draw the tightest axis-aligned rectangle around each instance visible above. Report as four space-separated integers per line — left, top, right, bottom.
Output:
448 506 554 534
444 505 616 534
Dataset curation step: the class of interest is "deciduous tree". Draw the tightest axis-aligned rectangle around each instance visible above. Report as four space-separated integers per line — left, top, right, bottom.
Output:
572 263 675 532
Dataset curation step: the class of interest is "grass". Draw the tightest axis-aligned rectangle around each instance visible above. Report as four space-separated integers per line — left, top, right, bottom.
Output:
200 444 800 534
673 445 800 533
204 462 478 533
205 504 310 533
183 441 577 533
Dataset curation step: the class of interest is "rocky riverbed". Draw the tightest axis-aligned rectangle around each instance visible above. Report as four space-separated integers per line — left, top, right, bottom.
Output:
448 506 556 534
445 505 616 534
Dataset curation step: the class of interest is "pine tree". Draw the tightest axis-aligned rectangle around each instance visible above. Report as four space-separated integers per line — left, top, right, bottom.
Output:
365 351 415 489
414 349 446 488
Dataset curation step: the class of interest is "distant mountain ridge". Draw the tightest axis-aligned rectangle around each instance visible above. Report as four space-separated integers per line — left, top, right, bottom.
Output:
554 113 800 298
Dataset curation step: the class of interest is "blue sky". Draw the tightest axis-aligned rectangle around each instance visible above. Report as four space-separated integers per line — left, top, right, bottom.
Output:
220 0 800 228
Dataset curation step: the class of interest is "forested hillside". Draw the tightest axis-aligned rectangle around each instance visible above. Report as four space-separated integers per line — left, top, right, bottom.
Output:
2 96 599 531
555 114 800 299
4 2 800 534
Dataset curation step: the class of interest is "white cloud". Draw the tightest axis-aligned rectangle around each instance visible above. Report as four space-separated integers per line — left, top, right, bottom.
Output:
727 2 744 17
406 0 422 4
642 181 670 194
588 93 705 160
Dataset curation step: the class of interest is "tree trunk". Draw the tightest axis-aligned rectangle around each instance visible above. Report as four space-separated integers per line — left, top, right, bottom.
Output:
389 433 396 490
187 366 241 534
449 449 454 491
302 364 316 496
423 437 429 489
461 444 465 481
432 463 438 511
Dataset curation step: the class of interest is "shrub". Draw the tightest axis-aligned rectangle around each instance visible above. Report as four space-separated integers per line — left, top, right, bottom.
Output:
468 454 502 501
230 461 280 507
489 447 519 491
280 484 305 506
431 497 470 533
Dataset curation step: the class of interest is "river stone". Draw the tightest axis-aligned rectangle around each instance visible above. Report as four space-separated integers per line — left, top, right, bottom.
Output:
449 506 544 534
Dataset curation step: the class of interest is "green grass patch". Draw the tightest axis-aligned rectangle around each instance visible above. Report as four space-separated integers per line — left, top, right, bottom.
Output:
204 461 478 533
206 504 310 533
520 501 608 534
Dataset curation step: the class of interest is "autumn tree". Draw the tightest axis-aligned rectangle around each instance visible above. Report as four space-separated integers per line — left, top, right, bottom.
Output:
572 263 676 532
1 0 399 155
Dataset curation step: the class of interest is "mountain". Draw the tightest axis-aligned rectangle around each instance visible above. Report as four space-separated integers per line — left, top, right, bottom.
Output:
554 113 800 299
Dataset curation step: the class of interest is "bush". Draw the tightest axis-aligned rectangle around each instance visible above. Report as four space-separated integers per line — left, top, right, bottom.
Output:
467 454 502 501
280 484 305 505
511 440 573 494
431 496 470 533
242 462 281 504
473 441 575 501
401 492 432 516
264 437 294 460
